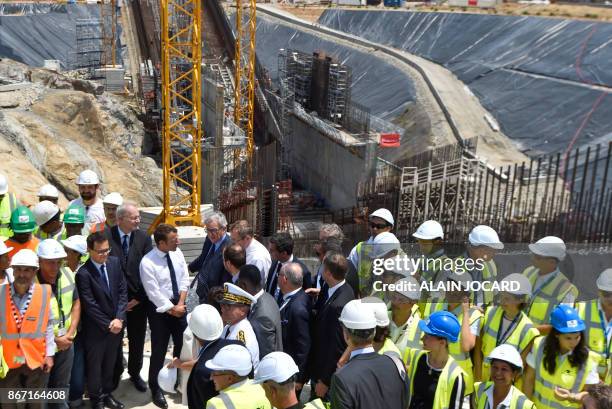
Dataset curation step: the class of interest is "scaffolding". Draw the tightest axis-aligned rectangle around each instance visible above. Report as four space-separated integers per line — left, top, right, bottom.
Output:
75 18 104 72
325 61 351 127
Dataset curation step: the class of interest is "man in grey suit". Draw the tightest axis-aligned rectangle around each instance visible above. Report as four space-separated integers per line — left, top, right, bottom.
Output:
237 264 283 357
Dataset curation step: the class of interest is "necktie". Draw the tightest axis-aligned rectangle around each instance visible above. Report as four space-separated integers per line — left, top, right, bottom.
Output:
275 288 283 306
224 326 231 338
99 264 110 294
122 234 129 259
269 262 281 293
166 253 180 304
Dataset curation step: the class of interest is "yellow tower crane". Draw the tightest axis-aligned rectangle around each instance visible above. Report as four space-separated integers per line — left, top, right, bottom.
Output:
233 0 256 180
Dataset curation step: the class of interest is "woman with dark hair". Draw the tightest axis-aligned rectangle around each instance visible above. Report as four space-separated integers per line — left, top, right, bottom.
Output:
474 274 540 386
524 305 600 409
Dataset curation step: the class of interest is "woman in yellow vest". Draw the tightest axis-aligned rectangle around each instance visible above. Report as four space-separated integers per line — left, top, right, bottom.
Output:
524 305 601 409
474 274 540 384
406 311 467 409
473 344 536 409
389 277 423 353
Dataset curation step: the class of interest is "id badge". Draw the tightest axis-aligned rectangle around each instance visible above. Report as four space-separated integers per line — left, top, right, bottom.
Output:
57 328 67 337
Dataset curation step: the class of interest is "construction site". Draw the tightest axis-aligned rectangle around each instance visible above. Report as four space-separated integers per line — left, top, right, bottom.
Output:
0 0 611 406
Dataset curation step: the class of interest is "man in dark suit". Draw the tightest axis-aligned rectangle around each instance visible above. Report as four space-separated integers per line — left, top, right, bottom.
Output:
237 264 283 357
277 262 311 395
185 304 241 409
105 201 152 392
309 251 355 402
266 232 312 305
189 212 231 304
331 300 409 409
76 232 128 409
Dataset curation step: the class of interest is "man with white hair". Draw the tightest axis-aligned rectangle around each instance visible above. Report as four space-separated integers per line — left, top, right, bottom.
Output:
189 211 232 304
230 220 272 286
69 169 105 233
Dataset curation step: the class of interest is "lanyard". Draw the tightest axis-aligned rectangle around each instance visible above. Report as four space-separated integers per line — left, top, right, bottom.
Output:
528 272 557 311
598 308 611 359
56 273 66 328
496 311 522 347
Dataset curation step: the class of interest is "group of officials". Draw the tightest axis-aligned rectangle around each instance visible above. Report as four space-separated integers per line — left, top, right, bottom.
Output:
0 169 611 409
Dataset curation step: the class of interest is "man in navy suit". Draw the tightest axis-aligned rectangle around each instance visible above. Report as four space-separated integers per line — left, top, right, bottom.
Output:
189 212 231 304
278 262 312 396
266 232 312 305
76 232 128 409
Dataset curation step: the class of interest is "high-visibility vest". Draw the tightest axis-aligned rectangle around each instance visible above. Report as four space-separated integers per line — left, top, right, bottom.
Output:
205 380 271 409
35 224 67 241
391 305 423 353
378 337 401 357
532 335 600 409
36 267 76 340
0 283 51 369
474 382 535 409
480 306 539 384
455 254 498 307
523 267 578 326
447 306 482 395
355 241 405 296
407 350 465 409
5 237 40 261
417 253 451 316
576 299 610 379
304 399 327 409
0 193 18 241
89 222 109 234
0 342 7 378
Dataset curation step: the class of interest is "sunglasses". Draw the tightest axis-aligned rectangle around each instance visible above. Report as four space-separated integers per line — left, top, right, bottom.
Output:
370 222 389 229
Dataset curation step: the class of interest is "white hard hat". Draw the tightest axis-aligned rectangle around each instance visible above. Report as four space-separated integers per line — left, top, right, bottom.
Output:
0 241 14 256
370 208 394 226
103 192 123 206
37 184 59 199
33 200 60 226
61 235 88 255
339 299 377 330
485 344 523 370
393 276 421 300
444 269 472 287
189 304 224 341
253 352 299 384
76 169 100 185
37 239 68 259
0 173 8 195
157 366 177 394
11 249 39 268
361 297 390 327
413 220 444 240
385 255 415 277
501 273 532 296
468 225 504 250
528 236 566 261
370 232 401 259
596 268 612 292
205 344 252 376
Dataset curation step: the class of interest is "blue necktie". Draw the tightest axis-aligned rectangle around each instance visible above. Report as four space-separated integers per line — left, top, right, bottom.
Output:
166 253 180 304
100 264 110 294
122 234 129 260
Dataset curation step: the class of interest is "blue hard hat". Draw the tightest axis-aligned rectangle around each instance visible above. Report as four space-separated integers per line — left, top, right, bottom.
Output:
418 311 461 342
551 305 585 333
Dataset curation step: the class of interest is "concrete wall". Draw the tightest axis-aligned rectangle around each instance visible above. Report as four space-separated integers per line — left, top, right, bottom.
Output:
201 74 224 204
287 115 367 210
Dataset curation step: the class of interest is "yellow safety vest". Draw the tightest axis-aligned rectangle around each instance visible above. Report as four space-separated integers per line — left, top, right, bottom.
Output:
417 253 451 317
480 307 539 384
355 241 405 296
304 399 326 409
474 382 535 409
532 336 600 409
0 193 18 241
407 350 465 409
576 299 611 380
455 254 498 307
447 306 482 395
378 337 401 357
206 380 271 409
390 305 423 353
523 267 579 326
36 267 76 340
35 225 67 242
0 342 7 378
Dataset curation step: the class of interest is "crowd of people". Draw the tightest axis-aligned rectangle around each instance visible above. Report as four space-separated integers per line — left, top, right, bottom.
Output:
0 170 610 409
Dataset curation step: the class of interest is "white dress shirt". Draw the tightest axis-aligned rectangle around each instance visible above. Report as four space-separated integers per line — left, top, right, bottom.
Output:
349 346 375 360
140 247 190 313
327 280 346 300
222 318 259 369
482 383 513 409
245 238 271 285
69 197 105 234
279 287 301 311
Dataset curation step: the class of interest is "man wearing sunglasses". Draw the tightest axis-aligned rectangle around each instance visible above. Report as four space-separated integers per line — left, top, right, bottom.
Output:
347 208 397 297
577 268 612 383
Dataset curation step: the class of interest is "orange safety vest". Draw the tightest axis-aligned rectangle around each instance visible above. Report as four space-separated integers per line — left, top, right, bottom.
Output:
5 237 40 260
0 283 51 369
89 222 108 234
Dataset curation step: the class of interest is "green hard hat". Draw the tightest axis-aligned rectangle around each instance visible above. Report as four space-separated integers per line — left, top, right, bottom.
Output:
63 204 86 224
10 206 37 233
